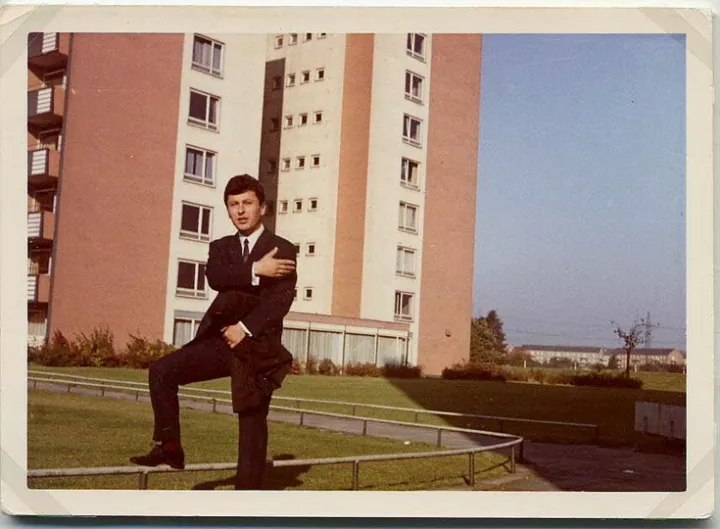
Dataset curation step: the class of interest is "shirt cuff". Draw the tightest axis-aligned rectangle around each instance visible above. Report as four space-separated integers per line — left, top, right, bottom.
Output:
251 262 260 286
237 320 252 337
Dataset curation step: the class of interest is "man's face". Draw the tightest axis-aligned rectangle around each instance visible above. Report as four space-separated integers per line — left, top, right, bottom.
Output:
226 191 266 235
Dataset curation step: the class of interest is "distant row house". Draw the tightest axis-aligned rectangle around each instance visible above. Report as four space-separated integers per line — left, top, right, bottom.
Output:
516 345 686 368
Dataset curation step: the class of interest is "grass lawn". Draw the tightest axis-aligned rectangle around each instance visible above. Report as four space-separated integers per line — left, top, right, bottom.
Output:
27 390 508 491
29 365 686 446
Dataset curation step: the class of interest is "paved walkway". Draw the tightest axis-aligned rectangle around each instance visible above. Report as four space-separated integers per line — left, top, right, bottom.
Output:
30 381 685 492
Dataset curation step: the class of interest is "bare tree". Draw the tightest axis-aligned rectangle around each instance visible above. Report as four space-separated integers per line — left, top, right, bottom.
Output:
612 319 646 378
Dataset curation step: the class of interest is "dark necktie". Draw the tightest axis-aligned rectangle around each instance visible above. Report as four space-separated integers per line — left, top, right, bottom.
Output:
242 239 250 263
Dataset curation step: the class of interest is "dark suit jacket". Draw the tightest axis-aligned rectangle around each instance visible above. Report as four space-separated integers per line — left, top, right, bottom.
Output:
191 227 297 415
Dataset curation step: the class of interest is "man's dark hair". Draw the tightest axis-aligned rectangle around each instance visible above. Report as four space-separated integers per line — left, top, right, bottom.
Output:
224 174 266 205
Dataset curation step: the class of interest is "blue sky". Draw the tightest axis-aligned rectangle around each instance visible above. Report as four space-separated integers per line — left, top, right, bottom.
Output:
473 34 686 350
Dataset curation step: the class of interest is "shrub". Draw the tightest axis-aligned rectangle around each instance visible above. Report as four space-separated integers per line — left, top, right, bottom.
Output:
545 370 575 386
317 358 339 376
304 356 318 375
381 363 422 379
441 362 507 382
73 327 118 367
570 372 643 389
290 358 303 375
528 368 547 384
344 362 381 377
28 330 75 366
123 334 175 369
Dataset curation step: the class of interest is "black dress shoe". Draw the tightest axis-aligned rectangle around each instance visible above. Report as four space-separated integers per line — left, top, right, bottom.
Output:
130 444 185 470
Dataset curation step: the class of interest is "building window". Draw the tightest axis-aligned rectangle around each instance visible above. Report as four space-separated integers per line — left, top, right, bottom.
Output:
293 199 303 212
401 158 420 188
279 200 289 214
289 33 299 45
394 291 414 321
173 318 201 347
296 156 306 170
274 35 284 48
402 115 422 146
304 33 313 42
188 90 219 131
294 244 301 255
192 35 223 76
406 33 426 60
315 68 325 81
306 243 316 256
281 158 291 171
304 287 314 300
180 203 212 242
267 159 278 174
299 113 308 126
398 202 418 232
271 76 282 90
308 198 318 211
293 288 298 300
311 154 321 168
405 71 424 103
284 115 294 128
176 260 207 298
313 111 323 124
396 247 416 277
301 70 311 84
286 73 296 87
184 146 216 186
318 33 327 39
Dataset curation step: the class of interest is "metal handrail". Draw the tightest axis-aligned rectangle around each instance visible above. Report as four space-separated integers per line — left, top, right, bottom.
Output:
28 370 599 435
28 376 524 490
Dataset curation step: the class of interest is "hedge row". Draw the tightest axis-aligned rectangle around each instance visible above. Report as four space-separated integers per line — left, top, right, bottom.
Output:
29 329 423 378
441 362 644 389
291 358 422 378
28 329 176 369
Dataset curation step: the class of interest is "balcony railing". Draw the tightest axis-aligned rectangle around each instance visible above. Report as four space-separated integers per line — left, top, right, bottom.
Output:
27 274 50 304
27 148 60 186
28 33 69 69
28 86 65 128
28 211 55 241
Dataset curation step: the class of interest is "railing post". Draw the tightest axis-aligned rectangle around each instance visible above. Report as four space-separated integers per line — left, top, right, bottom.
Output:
212 398 217 413
519 440 525 463
135 391 139 401
362 419 367 436
299 411 304 425
100 383 105 397
352 461 360 490
510 446 516 474
414 412 419 423
468 452 476 488
138 472 148 490
436 429 442 447
351 405 356 416
66 383 72 393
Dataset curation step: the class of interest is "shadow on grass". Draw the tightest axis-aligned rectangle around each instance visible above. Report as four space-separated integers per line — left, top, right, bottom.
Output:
386 377 687 492
191 454 311 491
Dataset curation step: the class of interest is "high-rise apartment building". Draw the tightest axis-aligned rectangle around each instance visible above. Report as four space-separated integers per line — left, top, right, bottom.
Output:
26 32 481 375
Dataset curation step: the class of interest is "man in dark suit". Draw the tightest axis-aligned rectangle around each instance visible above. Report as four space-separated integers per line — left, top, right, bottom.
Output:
130 174 297 490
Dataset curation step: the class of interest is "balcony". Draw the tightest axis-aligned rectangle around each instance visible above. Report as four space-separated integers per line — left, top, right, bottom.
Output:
27 148 60 187
28 33 69 70
27 210 55 243
27 274 51 304
28 85 65 130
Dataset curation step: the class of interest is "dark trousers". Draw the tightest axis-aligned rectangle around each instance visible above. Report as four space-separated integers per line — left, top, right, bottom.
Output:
148 335 271 490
